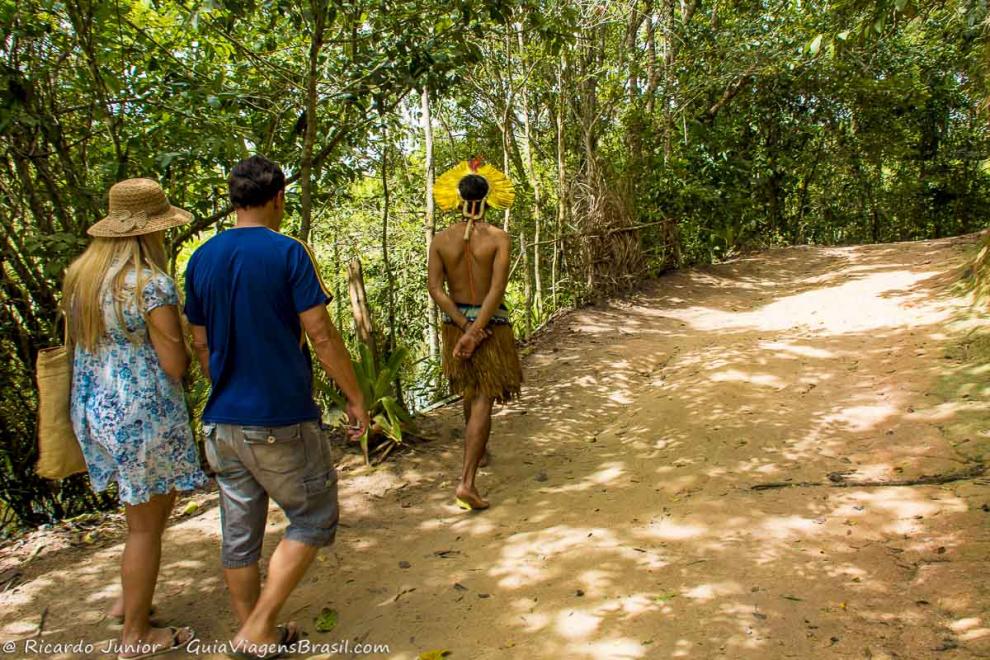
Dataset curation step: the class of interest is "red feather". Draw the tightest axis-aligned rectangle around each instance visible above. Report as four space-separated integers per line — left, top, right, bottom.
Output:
469 156 484 172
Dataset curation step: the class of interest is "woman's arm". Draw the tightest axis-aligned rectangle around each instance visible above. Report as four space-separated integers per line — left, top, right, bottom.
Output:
148 305 189 381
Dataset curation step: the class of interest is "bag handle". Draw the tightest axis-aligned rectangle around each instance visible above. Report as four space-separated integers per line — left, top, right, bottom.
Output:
55 304 72 350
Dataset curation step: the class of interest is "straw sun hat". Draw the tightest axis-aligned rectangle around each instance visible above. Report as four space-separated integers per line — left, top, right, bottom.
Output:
87 178 192 238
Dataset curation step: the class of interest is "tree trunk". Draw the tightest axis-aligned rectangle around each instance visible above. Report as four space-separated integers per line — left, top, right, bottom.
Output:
520 231 533 334
661 0 675 160
553 56 567 309
347 258 378 362
516 25 543 320
421 88 440 373
298 2 326 242
501 27 514 232
380 136 402 404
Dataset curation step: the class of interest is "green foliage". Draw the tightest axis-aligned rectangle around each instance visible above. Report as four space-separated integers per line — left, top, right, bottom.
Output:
321 343 412 464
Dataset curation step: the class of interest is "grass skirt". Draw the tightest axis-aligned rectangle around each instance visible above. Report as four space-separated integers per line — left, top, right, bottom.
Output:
441 323 522 403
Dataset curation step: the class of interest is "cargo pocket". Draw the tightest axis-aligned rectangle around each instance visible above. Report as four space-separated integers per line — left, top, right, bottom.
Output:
303 470 337 496
242 424 306 475
202 424 221 475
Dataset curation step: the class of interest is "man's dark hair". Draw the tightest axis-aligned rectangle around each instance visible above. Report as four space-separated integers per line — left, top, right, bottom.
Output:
458 174 489 202
228 155 286 209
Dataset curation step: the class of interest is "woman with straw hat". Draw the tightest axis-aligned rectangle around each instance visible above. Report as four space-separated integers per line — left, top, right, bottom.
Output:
63 178 205 658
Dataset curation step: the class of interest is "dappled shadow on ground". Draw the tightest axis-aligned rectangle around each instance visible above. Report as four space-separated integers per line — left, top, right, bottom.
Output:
1 235 989 659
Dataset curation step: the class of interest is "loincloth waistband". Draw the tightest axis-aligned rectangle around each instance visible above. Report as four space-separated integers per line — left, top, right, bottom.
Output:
444 302 511 326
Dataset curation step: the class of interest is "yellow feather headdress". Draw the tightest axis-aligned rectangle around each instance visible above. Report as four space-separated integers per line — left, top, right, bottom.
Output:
433 158 515 214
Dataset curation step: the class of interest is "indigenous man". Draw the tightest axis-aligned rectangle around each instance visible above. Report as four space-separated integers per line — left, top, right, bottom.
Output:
427 158 523 511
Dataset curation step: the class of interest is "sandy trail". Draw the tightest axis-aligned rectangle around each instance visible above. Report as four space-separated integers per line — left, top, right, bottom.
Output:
2 236 989 659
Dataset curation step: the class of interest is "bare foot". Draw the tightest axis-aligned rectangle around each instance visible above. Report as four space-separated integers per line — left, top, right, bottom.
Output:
118 625 193 659
455 484 490 510
108 595 124 620
107 597 156 625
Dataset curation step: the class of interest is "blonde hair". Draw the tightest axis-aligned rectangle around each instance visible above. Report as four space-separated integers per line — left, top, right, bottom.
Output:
62 232 168 351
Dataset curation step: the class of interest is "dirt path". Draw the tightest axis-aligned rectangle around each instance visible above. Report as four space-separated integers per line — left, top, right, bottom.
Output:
2 236 989 659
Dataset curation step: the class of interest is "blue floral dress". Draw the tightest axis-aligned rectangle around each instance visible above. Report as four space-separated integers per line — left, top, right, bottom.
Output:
70 268 206 505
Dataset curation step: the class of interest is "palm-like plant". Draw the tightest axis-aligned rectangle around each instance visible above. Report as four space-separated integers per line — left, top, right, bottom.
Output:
324 343 412 464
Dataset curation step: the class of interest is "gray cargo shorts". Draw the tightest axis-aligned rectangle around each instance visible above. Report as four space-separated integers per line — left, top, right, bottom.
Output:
203 420 339 568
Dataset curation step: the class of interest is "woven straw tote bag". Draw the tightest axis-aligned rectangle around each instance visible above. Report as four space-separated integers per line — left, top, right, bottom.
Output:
35 318 86 480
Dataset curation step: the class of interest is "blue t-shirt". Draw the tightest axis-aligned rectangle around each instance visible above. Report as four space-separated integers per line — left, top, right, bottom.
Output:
184 226 333 426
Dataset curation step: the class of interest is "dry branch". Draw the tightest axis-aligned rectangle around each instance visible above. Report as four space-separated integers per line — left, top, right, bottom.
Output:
751 464 986 491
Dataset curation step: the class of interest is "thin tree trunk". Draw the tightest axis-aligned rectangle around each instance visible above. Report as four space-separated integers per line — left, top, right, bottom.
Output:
421 88 440 374
661 0 675 160
298 2 326 242
502 25 513 231
645 1 658 117
552 56 567 309
520 231 533 334
381 137 402 404
347 258 378 362
516 25 543 320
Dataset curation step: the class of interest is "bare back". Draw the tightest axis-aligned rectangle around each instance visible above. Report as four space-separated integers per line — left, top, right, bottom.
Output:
432 222 507 305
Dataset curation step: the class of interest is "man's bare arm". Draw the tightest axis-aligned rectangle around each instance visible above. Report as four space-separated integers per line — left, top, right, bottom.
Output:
190 324 211 382
466 231 511 333
427 238 471 330
299 304 368 433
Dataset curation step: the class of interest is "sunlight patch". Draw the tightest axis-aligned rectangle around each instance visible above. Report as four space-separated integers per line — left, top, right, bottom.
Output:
555 609 601 639
709 369 784 388
822 403 898 432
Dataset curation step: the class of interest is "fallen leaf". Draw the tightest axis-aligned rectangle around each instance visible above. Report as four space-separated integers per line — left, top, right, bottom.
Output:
182 501 199 516
781 594 803 602
418 650 451 660
314 607 338 633
654 592 678 603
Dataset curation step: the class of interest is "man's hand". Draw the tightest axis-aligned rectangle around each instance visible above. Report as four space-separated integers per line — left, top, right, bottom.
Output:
453 323 490 360
345 398 371 442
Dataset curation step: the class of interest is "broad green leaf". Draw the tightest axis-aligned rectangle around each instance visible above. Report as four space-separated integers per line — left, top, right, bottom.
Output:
314 607 338 633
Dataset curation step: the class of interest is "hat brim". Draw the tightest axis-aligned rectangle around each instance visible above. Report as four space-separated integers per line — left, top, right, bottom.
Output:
87 206 193 238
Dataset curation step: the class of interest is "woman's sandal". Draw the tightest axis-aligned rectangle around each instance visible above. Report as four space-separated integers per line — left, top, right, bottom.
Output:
231 623 300 660
116 625 194 660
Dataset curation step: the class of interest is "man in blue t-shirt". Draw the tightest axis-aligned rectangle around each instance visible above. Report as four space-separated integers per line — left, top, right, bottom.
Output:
185 155 368 656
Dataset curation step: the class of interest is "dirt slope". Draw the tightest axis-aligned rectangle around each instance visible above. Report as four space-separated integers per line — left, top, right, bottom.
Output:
2 235 989 660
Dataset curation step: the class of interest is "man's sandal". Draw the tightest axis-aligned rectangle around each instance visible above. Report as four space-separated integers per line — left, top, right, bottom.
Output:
231 623 300 660
116 626 194 660
456 497 490 511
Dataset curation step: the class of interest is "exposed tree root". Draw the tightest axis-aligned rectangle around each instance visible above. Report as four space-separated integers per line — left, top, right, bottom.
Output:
751 463 986 491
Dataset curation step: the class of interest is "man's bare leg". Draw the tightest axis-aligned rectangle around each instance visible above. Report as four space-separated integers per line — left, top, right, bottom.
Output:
232 539 317 650
456 394 494 509
463 395 491 468
224 564 261 626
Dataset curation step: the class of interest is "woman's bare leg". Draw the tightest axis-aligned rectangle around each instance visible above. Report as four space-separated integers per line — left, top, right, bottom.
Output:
119 492 190 656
